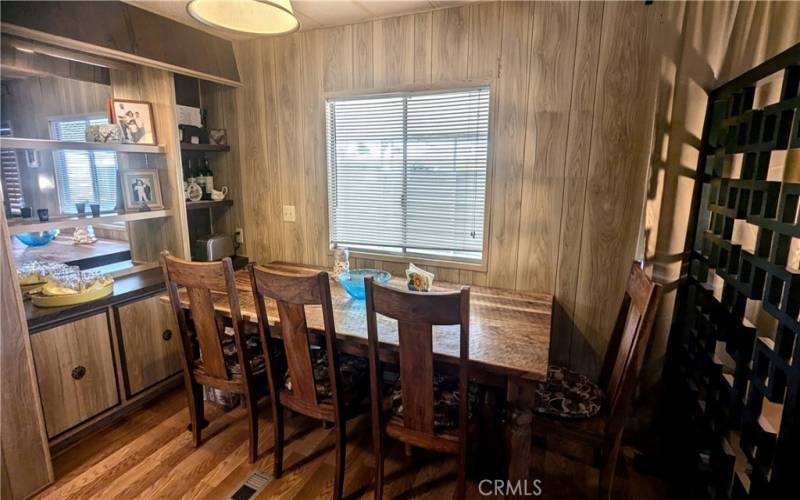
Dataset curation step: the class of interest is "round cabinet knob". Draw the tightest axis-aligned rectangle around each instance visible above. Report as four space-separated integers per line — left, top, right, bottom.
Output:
162 329 173 341
71 365 87 380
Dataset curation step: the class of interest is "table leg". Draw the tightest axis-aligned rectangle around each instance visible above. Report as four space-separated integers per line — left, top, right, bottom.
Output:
506 376 537 497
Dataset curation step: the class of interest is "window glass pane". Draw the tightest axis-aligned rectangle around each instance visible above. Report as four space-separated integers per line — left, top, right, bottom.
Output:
326 87 490 261
51 116 119 213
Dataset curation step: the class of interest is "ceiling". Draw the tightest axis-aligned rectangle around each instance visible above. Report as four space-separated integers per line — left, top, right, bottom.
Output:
126 1 475 40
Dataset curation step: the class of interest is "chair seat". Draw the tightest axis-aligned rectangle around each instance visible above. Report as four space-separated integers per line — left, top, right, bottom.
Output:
534 365 602 419
284 348 369 399
388 373 479 432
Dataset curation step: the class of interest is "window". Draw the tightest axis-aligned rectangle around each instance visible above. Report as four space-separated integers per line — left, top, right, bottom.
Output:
50 116 119 214
0 121 24 214
326 87 490 262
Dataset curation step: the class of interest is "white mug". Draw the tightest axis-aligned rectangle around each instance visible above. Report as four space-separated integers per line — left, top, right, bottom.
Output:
211 186 228 201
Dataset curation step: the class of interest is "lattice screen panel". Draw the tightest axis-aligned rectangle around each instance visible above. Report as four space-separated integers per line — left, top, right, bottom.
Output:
671 45 799 499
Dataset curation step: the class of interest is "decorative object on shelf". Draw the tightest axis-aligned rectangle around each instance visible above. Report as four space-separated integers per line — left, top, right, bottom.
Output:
86 123 123 143
406 263 434 292
16 259 71 296
31 268 114 308
90 203 101 217
332 246 349 278
209 129 227 145
210 186 228 201
178 124 207 144
36 208 49 222
338 269 391 300
108 98 157 145
120 169 164 211
15 229 59 247
20 206 32 218
72 226 97 245
75 202 86 215
185 181 203 202
176 105 203 128
187 0 300 36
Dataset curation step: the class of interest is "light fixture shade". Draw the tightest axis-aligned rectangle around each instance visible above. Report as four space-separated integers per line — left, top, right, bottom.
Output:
187 0 300 36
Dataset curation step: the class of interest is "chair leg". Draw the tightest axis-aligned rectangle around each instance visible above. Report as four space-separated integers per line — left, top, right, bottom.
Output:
246 391 259 463
531 435 546 482
455 442 467 500
333 421 347 500
186 380 204 448
272 403 284 479
598 434 622 500
372 429 384 500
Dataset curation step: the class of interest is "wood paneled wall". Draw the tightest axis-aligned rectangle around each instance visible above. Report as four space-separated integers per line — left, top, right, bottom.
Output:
232 1 666 375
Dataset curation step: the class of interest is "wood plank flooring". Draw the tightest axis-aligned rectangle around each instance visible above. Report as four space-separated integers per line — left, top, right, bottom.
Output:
36 388 669 499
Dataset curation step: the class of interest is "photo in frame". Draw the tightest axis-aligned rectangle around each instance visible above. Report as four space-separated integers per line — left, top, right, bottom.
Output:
108 99 157 145
120 169 164 211
209 129 228 145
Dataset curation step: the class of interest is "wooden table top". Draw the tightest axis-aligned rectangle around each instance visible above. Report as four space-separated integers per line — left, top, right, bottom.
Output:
167 263 553 380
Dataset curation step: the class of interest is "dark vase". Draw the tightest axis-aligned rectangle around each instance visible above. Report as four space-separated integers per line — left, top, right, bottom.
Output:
90 204 101 217
20 207 32 218
76 202 86 214
37 209 49 222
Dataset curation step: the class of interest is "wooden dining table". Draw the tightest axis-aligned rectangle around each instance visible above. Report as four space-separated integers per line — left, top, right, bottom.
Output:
162 261 553 485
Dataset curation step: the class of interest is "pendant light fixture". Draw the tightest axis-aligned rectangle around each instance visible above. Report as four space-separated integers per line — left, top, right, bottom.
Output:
187 0 300 36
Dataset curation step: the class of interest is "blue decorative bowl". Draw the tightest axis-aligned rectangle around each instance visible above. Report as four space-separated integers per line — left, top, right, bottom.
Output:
16 229 59 247
338 269 391 299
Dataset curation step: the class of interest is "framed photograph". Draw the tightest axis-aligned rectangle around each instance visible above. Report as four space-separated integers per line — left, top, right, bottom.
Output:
108 99 158 145
120 169 164 211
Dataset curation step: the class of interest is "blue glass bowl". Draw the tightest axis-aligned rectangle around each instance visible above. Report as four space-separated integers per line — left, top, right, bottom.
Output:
16 229 59 247
338 269 391 299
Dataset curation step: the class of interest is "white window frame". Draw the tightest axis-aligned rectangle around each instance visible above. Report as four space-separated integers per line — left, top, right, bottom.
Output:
325 84 494 270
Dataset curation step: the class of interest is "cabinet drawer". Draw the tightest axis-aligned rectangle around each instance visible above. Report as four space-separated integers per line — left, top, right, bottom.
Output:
116 295 182 396
31 312 119 438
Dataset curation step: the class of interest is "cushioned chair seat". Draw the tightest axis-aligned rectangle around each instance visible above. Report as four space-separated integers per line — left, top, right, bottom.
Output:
389 373 480 432
284 348 369 399
534 365 602 418
221 334 266 376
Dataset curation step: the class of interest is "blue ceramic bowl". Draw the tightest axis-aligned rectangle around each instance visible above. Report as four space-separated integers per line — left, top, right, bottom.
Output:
338 269 391 299
16 229 59 247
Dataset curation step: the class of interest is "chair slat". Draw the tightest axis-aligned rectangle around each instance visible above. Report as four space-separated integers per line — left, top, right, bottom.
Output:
187 286 229 379
277 301 318 406
397 321 435 433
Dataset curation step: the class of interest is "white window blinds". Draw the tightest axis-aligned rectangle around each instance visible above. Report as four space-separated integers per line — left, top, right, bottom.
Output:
1 122 24 214
51 116 119 214
326 87 490 261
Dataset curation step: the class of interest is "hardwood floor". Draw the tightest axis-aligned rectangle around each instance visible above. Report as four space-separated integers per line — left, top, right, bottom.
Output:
36 388 669 499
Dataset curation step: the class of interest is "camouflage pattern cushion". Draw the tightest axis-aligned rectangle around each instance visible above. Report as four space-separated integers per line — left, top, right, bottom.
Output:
284 349 368 399
222 334 265 377
390 373 480 432
534 365 602 418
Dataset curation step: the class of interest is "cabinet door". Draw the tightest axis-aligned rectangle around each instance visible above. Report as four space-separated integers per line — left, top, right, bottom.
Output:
116 294 182 395
31 312 119 438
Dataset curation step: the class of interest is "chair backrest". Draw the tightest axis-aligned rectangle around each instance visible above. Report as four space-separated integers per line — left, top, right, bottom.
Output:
365 278 470 436
160 251 245 381
249 265 342 413
598 262 662 419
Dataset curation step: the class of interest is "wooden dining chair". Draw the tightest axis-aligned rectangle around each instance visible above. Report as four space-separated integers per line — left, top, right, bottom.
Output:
160 251 266 463
531 262 662 499
365 278 474 500
249 264 369 500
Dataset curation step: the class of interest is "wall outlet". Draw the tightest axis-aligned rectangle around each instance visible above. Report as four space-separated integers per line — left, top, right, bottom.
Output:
282 205 296 222
234 227 244 245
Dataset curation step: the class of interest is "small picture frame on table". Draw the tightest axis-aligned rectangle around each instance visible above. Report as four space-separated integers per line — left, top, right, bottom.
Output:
108 98 157 145
120 169 164 211
209 129 228 146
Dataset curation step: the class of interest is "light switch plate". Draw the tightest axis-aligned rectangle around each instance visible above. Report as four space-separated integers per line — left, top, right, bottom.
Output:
282 205 296 222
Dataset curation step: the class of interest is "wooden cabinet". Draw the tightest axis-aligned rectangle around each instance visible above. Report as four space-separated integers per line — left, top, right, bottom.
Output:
115 294 182 396
30 312 119 438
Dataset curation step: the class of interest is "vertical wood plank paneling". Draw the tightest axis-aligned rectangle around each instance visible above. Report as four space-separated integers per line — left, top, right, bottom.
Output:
551 1 605 368
467 1 502 80
515 1 580 294
571 1 659 377
322 25 353 93
413 12 432 84
485 1 533 288
431 6 470 82
373 15 414 88
352 21 374 89
273 35 306 263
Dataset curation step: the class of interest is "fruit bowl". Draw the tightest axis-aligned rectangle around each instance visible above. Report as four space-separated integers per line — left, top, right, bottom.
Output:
16 229 59 247
337 269 391 299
